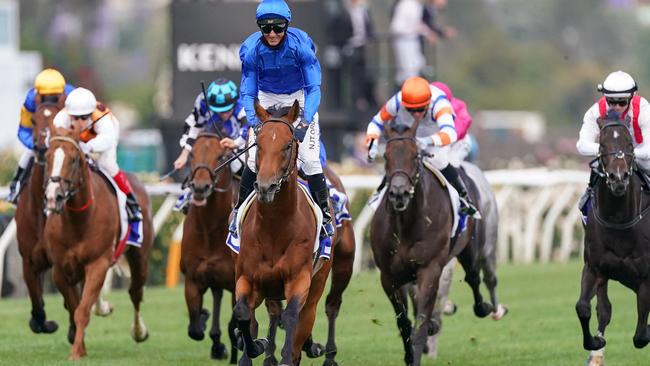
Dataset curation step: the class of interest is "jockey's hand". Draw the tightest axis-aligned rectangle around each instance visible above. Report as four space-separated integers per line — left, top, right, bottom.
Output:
416 136 433 151
294 120 309 142
365 133 380 147
367 141 379 162
220 138 237 150
173 148 190 170
79 141 92 154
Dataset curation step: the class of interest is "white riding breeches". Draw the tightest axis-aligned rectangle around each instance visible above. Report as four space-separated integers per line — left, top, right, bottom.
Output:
96 145 120 177
246 90 323 176
423 145 451 170
18 149 34 169
448 135 472 168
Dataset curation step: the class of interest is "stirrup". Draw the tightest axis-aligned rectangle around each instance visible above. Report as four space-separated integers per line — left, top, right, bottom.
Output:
6 188 19 205
228 209 238 234
126 204 143 222
321 219 335 238
459 197 480 218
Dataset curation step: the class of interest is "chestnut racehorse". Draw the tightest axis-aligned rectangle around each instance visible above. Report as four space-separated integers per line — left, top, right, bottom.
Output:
181 132 238 363
43 126 153 360
234 100 333 366
16 101 62 335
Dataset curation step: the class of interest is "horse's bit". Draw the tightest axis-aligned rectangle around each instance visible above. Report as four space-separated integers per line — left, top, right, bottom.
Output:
384 135 422 197
45 136 86 200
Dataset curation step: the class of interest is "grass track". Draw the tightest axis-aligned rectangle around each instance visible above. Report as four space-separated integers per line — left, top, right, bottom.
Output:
0 261 648 365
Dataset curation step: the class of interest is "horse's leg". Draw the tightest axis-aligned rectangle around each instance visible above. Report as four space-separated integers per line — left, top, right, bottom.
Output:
69 258 110 360
234 278 267 365
426 258 455 359
321 233 355 366
282 270 312 366
480 252 507 320
209 287 228 360
185 277 209 341
576 264 606 350
410 261 443 366
93 267 113 317
585 281 610 365
457 245 494 317
633 283 650 348
380 272 413 366
125 247 149 343
264 299 282 366
23 258 58 334
51 265 80 345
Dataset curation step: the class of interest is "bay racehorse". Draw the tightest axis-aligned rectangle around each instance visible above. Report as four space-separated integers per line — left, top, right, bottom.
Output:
234 100 333 366
181 132 238 363
370 120 495 366
16 101 62 335
262 164 357 366
43 126 153 359
576 112 650 364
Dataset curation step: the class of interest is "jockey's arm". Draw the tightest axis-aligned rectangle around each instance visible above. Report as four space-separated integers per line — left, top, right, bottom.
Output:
240 50 259 127
86 117 117 153
634 100 650 159
232 108 249 149
366 95 399 144
426 98 457 146
576 104 600 157
179 95 207 152
18 106 34 149
300 45 322 124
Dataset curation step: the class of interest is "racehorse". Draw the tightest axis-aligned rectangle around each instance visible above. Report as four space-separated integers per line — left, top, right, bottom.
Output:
16 101 63 335
576 112 650 365
43 126 153 360
180 132 238 363
370 120 496 366
233 100 333 366
262 164 357 366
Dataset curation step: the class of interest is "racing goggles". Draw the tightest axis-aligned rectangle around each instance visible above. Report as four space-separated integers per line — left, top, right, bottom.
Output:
406 106 427 113
71 114 92 121
606 98 629 107
259 22 287 34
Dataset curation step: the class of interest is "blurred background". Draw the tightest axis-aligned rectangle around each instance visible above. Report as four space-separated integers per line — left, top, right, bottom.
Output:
1 0 650 293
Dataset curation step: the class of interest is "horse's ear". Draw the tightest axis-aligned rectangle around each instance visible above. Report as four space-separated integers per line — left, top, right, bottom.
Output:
596 117 607 129
254 99 270 122
287 99 301 123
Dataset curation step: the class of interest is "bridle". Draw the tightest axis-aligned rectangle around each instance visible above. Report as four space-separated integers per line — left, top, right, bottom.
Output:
45 136 91 211
33 102 60 165
257 118 297 188
596 121 635 186
183 133 233 194
385 135 422 198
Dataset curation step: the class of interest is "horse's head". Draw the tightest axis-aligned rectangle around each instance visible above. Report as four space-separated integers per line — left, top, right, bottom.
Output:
44 126 86 214
253 99 300 204
384 119 421 212
598 111 635 196
32 102 61 163
185 133 232 205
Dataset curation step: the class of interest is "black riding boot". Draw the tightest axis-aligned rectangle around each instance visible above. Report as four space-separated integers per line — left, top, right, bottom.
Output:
441 165 479 216
7 166 27 204
228 166 257 234
579 169 601 211
125 192 143 221
307 173 335 237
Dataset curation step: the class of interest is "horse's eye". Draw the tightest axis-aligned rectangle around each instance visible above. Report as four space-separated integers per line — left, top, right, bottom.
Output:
285 143 292 151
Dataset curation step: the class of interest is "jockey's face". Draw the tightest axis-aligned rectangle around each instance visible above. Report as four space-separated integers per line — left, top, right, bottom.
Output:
407 104 429 122
70 113 91 124
260 22 287 47
218 108 234 121
606 97 630 115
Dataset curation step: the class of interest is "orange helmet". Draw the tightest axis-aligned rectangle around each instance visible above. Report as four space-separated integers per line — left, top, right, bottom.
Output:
401 76 432 109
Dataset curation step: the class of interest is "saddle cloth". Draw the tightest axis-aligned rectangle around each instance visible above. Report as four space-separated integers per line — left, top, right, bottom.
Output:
94 166 143 259
226 183 322 255
367 162 466 237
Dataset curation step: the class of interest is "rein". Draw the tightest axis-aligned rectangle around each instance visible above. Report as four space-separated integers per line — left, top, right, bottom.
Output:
184 133 233 193
385 135 422 193
47 136 94 212
259 118 297 188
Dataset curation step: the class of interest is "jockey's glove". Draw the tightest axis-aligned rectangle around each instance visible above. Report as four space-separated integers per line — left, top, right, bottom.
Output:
79 141 93 154
233 136 247 149
294 120 310 142
416 136 433 150
367 141 379 162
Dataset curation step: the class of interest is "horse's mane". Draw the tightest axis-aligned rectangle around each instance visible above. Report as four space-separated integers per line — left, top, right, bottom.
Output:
266 104 293 119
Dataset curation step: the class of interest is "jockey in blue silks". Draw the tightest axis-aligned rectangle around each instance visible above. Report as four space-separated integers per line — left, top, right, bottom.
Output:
229 0 334 258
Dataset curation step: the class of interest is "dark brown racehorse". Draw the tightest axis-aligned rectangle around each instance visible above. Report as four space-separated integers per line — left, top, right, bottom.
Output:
16 101 62 335
576 112 650 362
370 120 494 366
234 100 333 366
262 164 357 366
181 132 238 363
43 126 153 360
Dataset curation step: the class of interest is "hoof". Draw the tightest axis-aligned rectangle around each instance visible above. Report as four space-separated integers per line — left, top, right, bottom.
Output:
490 304 509 321
633 336 649 349
29 318 59 334
584 335 606 351
473 302 494 318
131 327 149 343
67 326 76 345
304 341 325 358
323 359 339 366
188 326 205 341
443 301 458 316
586 351 605 366
428 318 440 336
92 301 114 317
246 338 269 358
211 342 229 360
263 355 279 366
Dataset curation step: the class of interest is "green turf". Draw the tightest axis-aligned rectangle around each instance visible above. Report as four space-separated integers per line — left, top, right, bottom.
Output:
0 261 647 365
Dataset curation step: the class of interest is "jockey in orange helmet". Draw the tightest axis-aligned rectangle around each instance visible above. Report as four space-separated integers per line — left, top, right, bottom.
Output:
52 87 142 221
365 76 479 216
6 68 75 204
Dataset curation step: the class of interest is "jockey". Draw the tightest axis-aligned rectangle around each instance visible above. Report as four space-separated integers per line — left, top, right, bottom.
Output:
173 78 249 213
431 81 475 168
366 76 479 216
52 87 142 221
6 68 75 204
231 0 335 244
577 70 650 211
